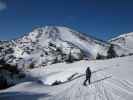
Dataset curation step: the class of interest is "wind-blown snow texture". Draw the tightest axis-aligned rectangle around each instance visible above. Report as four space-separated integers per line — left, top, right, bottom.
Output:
1 55 133 100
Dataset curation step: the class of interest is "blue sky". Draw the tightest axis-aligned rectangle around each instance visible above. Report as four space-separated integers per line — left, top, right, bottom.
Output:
0 0 133 40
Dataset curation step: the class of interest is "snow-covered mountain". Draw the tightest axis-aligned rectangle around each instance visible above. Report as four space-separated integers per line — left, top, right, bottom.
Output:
1 26 131 70
109 32 133 54
0 26 112 69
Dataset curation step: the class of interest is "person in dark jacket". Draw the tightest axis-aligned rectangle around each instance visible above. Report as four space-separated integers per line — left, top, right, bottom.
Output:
83 67 91 86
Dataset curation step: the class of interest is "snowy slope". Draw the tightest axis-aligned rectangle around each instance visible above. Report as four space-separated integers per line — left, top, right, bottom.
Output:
110 32 133 53
1 55 133 100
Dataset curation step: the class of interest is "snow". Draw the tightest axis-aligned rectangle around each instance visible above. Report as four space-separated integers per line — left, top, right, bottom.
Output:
1 26 133 100
15 26 110 59
1 26 131 71
110 32 133 53
1 55 133 100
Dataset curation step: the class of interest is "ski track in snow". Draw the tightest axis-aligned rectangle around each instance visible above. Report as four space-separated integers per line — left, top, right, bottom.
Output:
49 72 133 100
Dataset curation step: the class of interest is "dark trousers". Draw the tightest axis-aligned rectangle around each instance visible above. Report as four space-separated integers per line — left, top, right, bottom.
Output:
83 75 91 86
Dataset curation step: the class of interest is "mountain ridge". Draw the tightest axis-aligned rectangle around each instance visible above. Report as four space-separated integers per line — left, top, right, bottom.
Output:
0 26 133 68
109 32 133 53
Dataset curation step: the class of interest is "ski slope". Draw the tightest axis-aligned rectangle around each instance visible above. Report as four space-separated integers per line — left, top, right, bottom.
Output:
1 55 133 100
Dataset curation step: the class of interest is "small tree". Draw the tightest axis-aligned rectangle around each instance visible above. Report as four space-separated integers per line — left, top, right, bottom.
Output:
52 57 58 64
107 44 117 59
52 80 62 86
28 62 35 69
0 75 8 90
65 48 74 63
0 59 6 65
96 53 106 60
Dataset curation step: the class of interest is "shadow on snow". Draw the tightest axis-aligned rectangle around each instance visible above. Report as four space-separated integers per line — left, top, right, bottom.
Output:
0 91 51 100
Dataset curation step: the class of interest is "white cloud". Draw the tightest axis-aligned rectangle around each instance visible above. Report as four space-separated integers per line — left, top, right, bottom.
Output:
0 1 6 11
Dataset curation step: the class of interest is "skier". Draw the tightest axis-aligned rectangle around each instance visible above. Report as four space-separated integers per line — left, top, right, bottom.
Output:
83 67 91 86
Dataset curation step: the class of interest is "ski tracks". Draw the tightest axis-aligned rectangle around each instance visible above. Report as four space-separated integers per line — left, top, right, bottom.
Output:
49 66 133 100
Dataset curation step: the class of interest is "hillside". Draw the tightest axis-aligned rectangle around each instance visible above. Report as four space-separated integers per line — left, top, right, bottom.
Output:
109 32 133 54
0 55 133 100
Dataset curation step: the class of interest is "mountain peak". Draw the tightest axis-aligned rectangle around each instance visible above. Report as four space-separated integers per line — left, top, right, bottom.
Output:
32 26 72 35
26 26 77 42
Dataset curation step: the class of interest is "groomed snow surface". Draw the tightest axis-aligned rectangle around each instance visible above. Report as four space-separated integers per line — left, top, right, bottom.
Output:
1 55 133 100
